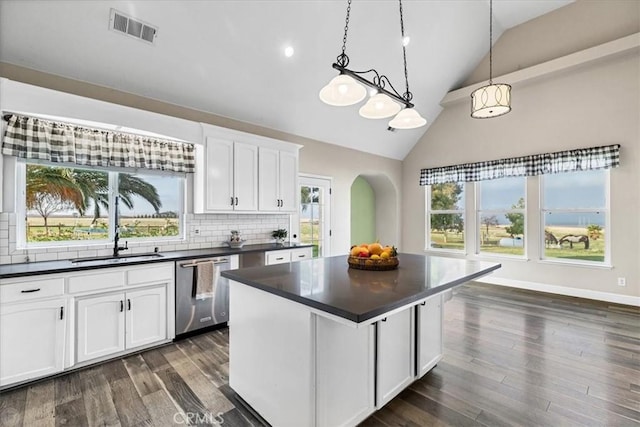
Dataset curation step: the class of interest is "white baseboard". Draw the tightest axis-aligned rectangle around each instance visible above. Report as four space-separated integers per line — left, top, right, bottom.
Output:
475 276 640 307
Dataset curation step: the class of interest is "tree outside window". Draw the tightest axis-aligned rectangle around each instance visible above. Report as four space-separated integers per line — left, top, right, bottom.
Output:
427 183 465 251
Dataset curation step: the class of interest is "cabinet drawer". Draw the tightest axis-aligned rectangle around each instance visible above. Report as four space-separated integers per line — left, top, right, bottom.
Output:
1 278 64 303
68 270 125 294
127 263 173 286
291 248 313 262
266 251 291 265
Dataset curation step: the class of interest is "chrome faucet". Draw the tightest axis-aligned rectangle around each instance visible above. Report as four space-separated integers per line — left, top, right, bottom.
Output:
113 196 128 257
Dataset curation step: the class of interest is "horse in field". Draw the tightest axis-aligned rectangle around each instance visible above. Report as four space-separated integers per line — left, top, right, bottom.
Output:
559 234 589 249
545 231 559 248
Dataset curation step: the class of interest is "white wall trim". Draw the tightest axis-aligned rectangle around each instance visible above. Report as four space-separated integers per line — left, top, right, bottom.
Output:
475 276 640 307
442 32 640 106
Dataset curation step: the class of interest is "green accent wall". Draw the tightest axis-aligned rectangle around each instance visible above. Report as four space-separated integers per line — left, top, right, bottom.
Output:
351 176 376 246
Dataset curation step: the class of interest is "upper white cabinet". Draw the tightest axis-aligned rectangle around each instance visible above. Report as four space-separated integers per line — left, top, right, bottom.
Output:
198 137 258 212
195 123 301 214
259 148 298 212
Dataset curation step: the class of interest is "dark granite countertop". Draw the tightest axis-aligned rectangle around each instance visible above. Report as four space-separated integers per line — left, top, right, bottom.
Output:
0 243 311 279
222 253 500 323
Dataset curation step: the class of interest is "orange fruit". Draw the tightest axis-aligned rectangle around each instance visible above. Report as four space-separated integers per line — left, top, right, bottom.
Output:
350 246 361 257
359 243 369 248
368 243 383 256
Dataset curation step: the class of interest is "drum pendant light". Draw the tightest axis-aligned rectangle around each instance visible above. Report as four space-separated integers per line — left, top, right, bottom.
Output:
471 0 512 119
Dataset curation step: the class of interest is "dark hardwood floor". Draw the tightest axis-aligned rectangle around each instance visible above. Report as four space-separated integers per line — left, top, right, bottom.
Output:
1 283 638 426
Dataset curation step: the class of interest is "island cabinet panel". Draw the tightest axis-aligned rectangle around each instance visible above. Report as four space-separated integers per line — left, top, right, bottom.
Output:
375 307 415 408
229 281 314 427
0 298 67 386
316 316 375 427
416 294 443 378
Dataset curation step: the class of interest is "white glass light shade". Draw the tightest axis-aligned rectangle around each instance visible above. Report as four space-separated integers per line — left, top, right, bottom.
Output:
319 74 367 106
358 93 401 119
388 108 427 129
471 83 511 118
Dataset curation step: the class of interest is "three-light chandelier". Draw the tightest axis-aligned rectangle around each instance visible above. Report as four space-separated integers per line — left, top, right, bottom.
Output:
319 0 426 130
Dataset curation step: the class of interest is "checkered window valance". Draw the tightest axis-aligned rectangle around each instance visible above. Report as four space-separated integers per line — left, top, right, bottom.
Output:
2 114 195 173
419 144 620 186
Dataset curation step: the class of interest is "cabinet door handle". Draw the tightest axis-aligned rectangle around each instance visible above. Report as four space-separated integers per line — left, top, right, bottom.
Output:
275 257 284 261
298 255 305 258
235 197 239 206
127 299 131 311
59 306 64 320
231 197 234 206
20 288 41 293
381 317 387 322
120 300 124 312
421 301 426 306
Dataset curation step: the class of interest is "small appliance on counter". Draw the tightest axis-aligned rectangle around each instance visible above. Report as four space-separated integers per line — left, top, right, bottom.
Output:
175 257 231 337
227 230 245 248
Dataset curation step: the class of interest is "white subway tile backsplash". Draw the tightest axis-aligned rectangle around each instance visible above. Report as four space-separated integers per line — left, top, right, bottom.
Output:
0 212 290 265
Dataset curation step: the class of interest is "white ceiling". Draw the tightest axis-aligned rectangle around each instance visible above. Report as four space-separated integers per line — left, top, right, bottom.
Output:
0 0 572 160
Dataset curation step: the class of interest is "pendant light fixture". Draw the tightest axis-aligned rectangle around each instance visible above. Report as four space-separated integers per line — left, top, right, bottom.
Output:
471 0 511 119
319 0 427 130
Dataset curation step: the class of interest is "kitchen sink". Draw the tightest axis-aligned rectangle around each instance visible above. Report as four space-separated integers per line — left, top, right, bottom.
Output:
70 253 164 264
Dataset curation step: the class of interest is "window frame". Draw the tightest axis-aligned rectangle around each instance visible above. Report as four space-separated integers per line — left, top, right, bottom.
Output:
17 160 186 249
539 169 611 267
425 183 466 254
475 177 527 260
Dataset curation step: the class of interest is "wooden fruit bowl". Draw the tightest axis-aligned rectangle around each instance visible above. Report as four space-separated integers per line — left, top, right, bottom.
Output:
347 256 399 271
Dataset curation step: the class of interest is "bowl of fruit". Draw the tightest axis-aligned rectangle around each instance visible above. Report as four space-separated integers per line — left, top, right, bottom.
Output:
348 243 399 271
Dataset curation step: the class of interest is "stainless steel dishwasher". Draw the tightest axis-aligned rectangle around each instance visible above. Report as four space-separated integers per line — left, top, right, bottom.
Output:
175 257 230 336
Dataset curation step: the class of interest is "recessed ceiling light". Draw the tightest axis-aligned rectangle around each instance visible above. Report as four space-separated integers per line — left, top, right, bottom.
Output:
284 46 295 57
402 36 410 47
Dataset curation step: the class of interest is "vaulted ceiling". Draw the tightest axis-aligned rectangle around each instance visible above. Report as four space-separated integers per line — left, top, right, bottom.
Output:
0 0 572 159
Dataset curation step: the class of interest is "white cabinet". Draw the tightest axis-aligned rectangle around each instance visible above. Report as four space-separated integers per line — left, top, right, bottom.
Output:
416 294 443 378
258 147 298 212
126 286 167 349
76 285 167 364
199 137 258 212
76 293 125 363
376 307 415 408
265 247 313 265
0 298 67 386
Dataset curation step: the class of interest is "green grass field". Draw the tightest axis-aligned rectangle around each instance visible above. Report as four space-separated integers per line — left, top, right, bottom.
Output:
26 216 179 242
430 225 605 262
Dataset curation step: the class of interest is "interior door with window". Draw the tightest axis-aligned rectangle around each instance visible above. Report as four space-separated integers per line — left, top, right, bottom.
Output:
298 175 331 257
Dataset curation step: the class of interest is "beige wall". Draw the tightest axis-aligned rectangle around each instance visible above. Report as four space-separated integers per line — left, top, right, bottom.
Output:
403 2 640 300
0 62 402 257
463 0 640 86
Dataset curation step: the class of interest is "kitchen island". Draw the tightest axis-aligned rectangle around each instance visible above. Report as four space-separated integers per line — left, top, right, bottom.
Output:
222 253 500 427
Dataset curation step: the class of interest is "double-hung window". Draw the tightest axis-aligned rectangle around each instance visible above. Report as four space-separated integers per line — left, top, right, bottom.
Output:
426 183 465 252
541 169 609 264
19 162 185 247
476 177 526 257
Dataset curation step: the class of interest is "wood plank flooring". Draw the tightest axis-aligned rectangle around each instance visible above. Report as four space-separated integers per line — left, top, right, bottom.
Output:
0 282 638 426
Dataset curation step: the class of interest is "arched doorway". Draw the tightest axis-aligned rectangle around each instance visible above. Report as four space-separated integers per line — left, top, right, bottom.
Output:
350 174 399 247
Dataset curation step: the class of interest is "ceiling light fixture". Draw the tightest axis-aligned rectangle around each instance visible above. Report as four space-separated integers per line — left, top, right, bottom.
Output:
470 0 511 119
319 0 426 130
284 46 295 57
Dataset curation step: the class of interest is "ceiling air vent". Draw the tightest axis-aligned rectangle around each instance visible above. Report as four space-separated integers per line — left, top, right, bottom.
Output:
109 9 157 44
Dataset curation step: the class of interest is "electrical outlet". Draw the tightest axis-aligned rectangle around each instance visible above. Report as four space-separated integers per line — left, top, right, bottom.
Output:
617 277 626 287
191 227 200 236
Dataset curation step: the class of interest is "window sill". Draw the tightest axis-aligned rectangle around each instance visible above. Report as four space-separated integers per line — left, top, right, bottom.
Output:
424 249 467 258
537 259 613 270
473 253 530 262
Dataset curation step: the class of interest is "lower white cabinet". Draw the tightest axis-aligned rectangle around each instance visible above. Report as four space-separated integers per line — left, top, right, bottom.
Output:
376 307 415 408
0 298 67 386
76 285 166 364
416 294 443 377
265 247 313 265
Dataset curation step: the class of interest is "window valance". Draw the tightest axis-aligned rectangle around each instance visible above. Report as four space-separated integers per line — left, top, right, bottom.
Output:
1 114 195 173
419 144 620 186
